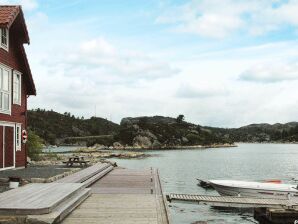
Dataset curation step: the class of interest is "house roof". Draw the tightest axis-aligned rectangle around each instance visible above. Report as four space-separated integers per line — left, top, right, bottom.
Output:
0 5 29 44
0 5 35 95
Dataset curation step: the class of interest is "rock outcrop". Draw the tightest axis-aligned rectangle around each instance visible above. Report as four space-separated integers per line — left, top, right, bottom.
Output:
116 116 233 149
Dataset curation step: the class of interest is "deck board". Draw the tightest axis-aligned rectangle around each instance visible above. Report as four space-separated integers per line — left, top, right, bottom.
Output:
62 168 170 224
167 193 298 208
0 183 84 215
56 163 111 183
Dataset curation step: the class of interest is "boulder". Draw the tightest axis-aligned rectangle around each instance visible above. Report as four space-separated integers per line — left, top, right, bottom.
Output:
113 142 124 149
132 124 139 130
133 135 152 148
120 117 133 127
182 137 189 143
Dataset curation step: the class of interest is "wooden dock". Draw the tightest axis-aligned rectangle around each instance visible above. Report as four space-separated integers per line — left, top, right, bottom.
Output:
167 193 298 208
0 163 170 224
62 168 170 224
167 193 298 224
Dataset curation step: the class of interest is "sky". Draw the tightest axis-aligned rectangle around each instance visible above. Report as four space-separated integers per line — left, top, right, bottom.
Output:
2 0 298 127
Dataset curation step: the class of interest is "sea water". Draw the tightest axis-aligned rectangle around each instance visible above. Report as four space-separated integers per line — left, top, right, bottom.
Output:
111 143 298 224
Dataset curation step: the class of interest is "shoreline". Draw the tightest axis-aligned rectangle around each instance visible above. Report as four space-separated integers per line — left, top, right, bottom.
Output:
49 143 237 153
236 141 298 144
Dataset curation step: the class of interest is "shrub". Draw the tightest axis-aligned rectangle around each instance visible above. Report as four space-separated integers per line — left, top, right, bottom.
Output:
27 131 43 161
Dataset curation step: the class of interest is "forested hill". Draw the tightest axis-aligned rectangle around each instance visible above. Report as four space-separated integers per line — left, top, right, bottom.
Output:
117 116 233 147
207 122 298 143
28 109 120 145
28 109 298 146
27 110 232 146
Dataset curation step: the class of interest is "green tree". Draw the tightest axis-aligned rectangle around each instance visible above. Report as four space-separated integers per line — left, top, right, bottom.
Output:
176 114 185 123
27 131 43 161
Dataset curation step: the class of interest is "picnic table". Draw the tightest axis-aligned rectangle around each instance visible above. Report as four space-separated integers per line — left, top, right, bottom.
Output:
63 156 90 167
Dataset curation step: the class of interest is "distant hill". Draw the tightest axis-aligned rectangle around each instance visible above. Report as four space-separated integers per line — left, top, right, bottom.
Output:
207 122 298 143
28 109 298 146
28 109 120 145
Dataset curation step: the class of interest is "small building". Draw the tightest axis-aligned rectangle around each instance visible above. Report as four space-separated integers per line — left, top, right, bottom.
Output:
0 5 36 170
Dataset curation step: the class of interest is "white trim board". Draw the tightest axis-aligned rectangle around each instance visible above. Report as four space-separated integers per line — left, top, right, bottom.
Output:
0 123 16 171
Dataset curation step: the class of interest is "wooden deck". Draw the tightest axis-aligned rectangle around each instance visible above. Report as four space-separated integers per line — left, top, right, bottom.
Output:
62 168 170 224
0 183 85 215
55 163 112 184
0 162 114 223
167 193 298 208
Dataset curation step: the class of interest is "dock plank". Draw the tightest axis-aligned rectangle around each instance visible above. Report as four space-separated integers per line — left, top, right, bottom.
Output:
56 163 111 183
62 168 170 224
167 193 298 208
0 183 85 215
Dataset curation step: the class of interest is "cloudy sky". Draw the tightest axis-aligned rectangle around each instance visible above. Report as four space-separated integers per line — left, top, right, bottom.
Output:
2 0 298 127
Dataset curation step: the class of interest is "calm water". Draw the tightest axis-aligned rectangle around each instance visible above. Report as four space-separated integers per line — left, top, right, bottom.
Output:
110 143 298 224
43 146 80 153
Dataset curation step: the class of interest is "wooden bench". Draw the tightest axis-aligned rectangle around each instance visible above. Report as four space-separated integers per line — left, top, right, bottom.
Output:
63 156 90 167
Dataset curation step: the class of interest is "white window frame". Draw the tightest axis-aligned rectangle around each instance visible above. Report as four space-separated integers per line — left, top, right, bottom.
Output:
15 124 21 151
0 63 11 115
13 71 22 105
0 28 9 51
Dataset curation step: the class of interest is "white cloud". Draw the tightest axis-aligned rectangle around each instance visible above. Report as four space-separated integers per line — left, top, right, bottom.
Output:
0 0 38 11
22 1 298 128
157 0 298 38
239 61 298 83
28 35 179 121
19 0 37 11
47 37 179 81
81 38 115 56
176 82 229 98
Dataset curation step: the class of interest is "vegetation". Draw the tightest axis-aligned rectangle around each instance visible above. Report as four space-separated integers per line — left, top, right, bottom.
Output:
28 109 120 145
27 131 43 161
207 122 298 143
27 109 298 148
118 116 233 147
176 114 185 123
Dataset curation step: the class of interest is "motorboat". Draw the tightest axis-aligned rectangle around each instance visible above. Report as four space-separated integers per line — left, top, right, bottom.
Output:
208 180 298 199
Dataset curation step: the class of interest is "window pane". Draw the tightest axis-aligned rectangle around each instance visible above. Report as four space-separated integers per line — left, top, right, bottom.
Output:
0 68 2 89
13 83 18 102
2 70 9 91
0 92 2 109
13 74 20 104
1 28 7 46
3 93 9 110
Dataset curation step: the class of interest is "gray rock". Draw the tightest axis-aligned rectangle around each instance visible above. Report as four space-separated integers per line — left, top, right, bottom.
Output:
133 135 152 148
120 117 133 126
132 124 139 130
182 137 189 143
113 142 124 149
190 130 199 134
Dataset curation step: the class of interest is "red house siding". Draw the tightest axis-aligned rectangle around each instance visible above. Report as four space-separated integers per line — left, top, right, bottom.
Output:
0 13 30 168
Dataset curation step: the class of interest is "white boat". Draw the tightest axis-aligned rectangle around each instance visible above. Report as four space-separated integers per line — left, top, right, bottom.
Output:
209 180 298 199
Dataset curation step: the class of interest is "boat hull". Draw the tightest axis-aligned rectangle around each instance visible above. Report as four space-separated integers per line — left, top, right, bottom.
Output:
210 181 298 200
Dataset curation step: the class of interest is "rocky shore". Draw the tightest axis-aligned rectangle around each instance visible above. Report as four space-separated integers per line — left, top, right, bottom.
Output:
30 149 148 167
71 142 237 151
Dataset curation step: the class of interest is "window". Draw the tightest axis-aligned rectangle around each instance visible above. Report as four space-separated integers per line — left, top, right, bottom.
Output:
0 28 8 50
13 71 21 105
16 124 21 151
0 64 11 114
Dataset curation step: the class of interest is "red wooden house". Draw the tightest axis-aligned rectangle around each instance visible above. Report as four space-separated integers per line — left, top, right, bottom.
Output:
0 5 36 170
